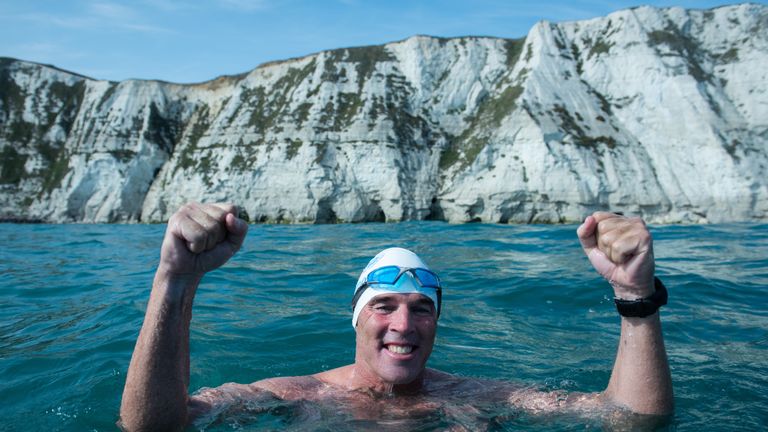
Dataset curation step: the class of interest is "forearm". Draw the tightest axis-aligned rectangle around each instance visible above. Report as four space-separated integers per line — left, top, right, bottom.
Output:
120 270 202 431
604 312 673 415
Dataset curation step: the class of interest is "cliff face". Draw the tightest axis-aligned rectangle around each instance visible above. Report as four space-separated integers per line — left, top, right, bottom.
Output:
1 4 766 223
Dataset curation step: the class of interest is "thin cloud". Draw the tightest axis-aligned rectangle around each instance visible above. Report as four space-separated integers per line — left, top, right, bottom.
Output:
86 0 175 33
14 12 94 30
141 0 198 12
4 42 88 71
216 0 271 12
470 2 604 21
9 4 173 34
122 23 175 34
89 1 138 20
17 42 57 51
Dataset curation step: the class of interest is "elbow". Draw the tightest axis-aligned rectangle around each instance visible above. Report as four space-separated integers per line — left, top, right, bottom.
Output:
117 414 188 432
629 401 675 430
653 398 674 417
630 399 674 418
657 397 674 417
602 389 674 417
118 400 189 432
634 389 674 417
632 402 674 418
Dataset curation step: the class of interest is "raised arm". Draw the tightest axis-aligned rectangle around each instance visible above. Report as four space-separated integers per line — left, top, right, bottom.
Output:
119 202 248 431
577 212 673 415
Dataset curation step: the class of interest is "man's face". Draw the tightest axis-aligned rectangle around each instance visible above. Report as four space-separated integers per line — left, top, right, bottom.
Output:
354 293 437 386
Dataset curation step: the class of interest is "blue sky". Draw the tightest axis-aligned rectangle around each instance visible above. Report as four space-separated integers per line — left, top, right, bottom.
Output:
2 0 763 83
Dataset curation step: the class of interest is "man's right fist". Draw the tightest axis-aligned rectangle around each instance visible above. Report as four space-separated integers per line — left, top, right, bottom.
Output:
159 202 248 276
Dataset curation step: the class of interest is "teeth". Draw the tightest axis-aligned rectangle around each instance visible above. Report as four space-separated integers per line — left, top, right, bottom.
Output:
387 345 413 354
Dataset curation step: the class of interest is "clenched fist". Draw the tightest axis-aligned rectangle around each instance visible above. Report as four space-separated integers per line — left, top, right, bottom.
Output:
159 202 249 277
577 212 655 300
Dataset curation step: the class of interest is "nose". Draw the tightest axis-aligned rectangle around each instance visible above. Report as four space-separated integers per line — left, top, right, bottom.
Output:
388 304 416 334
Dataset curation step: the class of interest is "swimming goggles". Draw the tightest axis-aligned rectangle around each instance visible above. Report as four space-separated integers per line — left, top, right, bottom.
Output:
351 266 442 317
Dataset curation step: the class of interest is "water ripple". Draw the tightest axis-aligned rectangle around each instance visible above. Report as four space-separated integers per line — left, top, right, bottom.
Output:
0 222 766 430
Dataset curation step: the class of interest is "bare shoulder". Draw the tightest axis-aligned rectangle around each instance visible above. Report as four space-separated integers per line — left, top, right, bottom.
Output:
424 368 455 380
187 381 275 424
508 389 671 428
422 368 469 388
190 381 265 405
312 364 354 386
507 388 600 412
422 371 610 414
187 376 325 425
251 375 325 400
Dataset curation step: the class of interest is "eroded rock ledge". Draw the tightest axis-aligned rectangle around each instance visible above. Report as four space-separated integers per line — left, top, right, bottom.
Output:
1 4 766 223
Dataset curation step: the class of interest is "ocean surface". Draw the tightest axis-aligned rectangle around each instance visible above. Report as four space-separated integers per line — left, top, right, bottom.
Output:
0 221 766 431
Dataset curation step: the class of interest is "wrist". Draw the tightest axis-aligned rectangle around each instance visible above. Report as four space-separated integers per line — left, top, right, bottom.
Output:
152 268 203 305
610 279 654 300
156 262 205 282
614 277 668 318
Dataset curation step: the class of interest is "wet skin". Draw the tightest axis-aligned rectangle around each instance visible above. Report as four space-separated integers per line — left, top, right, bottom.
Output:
189 294 607 426
350 293 437 392
120 203 673 431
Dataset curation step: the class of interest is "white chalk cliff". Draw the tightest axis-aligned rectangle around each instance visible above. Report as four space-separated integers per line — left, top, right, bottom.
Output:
1 4 766 223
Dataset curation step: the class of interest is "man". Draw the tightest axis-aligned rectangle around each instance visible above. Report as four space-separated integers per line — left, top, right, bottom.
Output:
119 202 673 431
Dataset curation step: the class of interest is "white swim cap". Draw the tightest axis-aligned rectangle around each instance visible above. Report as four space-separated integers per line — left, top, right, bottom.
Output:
352 247 440 327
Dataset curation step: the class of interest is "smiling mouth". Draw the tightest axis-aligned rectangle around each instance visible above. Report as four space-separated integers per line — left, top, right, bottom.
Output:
386 344 414 354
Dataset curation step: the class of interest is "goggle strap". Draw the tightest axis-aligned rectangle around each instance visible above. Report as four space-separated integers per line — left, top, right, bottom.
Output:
350 284 368 311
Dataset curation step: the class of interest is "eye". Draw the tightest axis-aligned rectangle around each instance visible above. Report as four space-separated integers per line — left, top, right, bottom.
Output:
412 305 434 316
372 304 395 313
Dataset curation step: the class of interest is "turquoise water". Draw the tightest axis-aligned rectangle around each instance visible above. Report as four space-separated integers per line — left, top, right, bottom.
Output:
1 222 766 430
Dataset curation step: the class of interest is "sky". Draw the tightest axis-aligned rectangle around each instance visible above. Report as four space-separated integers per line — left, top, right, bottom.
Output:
2 0 764 83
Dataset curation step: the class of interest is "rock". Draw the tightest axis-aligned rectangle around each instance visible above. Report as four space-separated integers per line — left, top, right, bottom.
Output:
1 4 766 223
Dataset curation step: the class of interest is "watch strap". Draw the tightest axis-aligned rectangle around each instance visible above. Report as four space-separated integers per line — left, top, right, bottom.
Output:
614 277 668 318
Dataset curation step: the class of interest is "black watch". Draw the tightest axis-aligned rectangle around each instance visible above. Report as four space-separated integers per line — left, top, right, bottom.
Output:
614 277 668 318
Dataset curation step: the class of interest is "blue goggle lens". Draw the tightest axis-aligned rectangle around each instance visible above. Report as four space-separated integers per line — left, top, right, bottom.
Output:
366 266 441 288
412 268 440 288
367 266 402 284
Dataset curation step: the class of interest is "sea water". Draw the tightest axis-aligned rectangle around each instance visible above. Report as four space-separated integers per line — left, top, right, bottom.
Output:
0 222 766 431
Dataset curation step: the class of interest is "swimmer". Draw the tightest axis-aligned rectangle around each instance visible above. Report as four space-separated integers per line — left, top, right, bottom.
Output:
119 202 673 431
